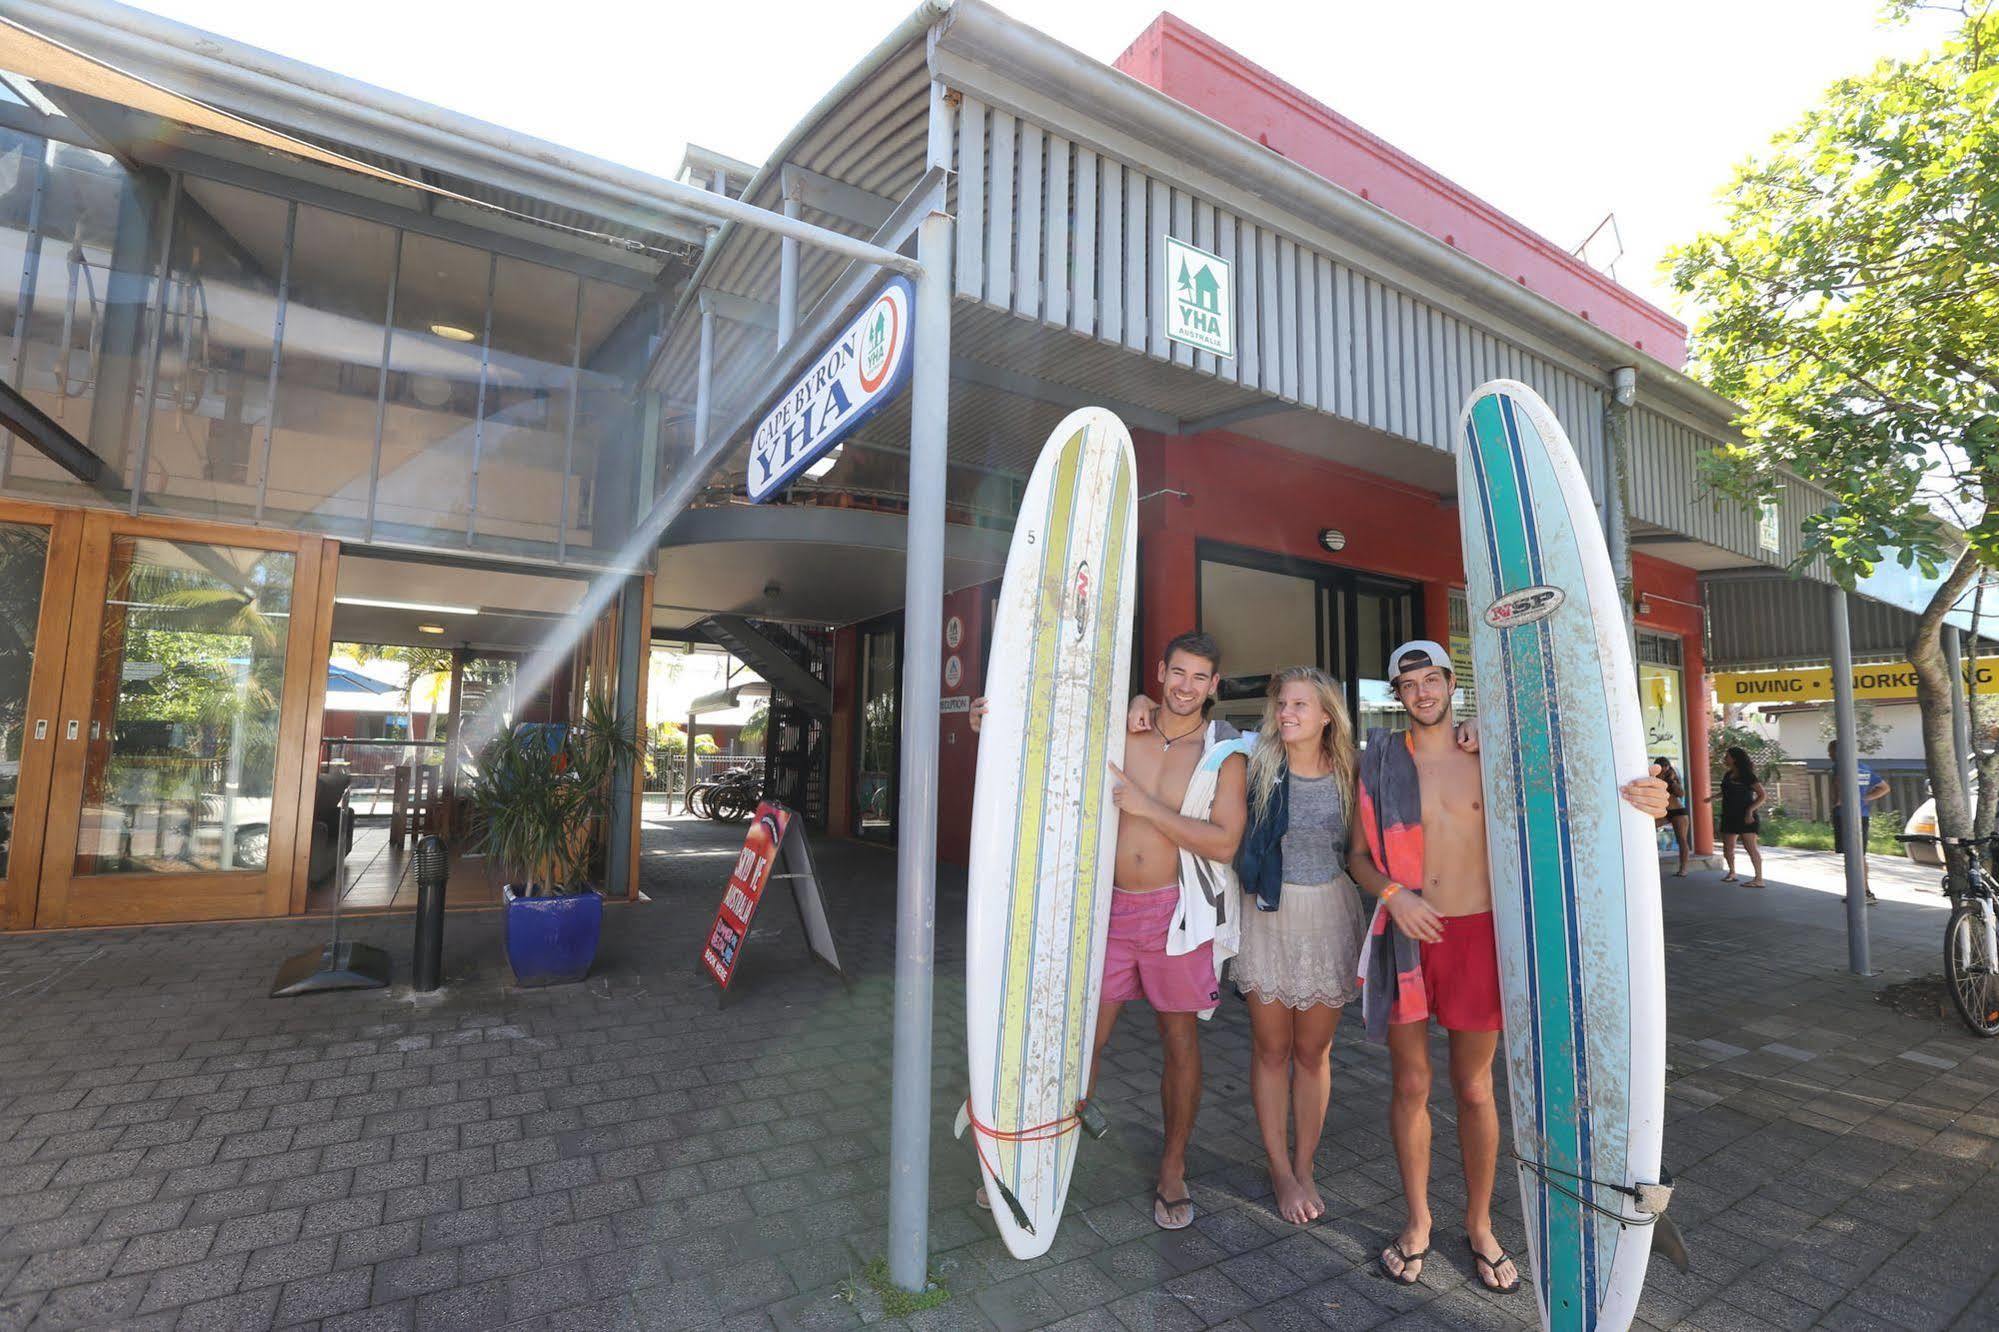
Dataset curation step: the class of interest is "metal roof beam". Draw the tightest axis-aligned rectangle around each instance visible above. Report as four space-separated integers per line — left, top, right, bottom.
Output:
949 357 1180 436
146 144 659 290
697 289 778 331
1175 400 1293 435
780 163 897 230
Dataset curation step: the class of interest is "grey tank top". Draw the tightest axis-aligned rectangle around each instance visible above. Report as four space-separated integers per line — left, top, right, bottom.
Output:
1281 771 1349 885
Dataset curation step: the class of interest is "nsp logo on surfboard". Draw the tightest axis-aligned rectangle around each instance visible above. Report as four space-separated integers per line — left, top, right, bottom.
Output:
1483 585 1564 629
748 276 914 503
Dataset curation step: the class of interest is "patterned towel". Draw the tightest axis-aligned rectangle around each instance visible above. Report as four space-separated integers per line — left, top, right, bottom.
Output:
1355 729 1430 1041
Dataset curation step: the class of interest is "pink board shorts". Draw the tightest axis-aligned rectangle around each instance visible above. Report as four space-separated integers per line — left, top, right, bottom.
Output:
1101 886 1220 1013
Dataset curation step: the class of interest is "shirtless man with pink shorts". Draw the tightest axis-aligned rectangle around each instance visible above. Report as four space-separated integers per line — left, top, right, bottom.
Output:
973 631 1248 1229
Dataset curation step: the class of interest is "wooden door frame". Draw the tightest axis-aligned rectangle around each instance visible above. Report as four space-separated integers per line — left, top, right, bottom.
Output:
0 503 83 930
33 512 331 928
285 539 339 914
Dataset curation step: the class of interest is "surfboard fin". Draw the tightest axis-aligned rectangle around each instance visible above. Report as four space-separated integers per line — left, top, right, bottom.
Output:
953 1101 970 1140
1636 1169 1689 1273
1650 1213 1691 1273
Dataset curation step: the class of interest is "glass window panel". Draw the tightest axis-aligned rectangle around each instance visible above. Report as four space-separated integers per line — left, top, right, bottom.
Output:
8 141 165 502
370 232 486 543
265 203 395 533
471 256 577 553
1198 558 1317 730
134 179 286 521
568 277 643 553
74 536 293 875
857 628 897 836
1354 583 1417 741
0 521 50 879
0 128 45 397
1640 661 1687 780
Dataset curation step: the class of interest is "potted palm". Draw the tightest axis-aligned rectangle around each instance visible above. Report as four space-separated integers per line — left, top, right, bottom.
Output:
465 693 637 986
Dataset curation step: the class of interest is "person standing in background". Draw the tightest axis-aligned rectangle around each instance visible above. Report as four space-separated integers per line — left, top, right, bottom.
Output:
1708 746 1766 887
1656 756 1691 878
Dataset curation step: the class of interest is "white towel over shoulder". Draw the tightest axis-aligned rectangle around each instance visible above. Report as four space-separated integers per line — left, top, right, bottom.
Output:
1165 721 1252 1019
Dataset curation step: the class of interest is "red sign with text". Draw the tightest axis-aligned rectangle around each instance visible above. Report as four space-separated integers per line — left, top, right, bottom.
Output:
701 803 790 989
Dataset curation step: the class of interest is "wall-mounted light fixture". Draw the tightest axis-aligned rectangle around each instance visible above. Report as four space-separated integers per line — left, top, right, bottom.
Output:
1318 528 1346 553
416 623 445 635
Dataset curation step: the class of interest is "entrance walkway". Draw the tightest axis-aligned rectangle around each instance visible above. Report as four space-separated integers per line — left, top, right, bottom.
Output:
0 817 1994 1329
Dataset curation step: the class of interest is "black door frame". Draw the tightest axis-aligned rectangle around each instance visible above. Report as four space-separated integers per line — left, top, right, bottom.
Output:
1190 538 1424 723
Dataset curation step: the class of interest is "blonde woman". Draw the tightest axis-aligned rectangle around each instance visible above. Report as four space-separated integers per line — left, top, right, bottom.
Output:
1230 667 1367 1225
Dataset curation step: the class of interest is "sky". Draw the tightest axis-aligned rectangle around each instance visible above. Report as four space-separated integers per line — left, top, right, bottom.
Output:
126 0 1959 321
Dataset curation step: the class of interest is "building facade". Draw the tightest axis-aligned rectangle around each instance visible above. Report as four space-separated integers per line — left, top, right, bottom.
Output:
0 0 1962 946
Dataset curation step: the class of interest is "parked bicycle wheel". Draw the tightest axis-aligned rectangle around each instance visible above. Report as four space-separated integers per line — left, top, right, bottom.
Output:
697 786 727 820
1944 902 1999 1037
715 788 757 821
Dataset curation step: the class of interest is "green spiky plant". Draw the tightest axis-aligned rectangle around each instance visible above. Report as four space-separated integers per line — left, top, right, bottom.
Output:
464 692 638 896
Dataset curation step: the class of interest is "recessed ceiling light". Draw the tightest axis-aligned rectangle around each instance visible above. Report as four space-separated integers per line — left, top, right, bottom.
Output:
429 323 478 343
417 623 445 635
335 596 478 615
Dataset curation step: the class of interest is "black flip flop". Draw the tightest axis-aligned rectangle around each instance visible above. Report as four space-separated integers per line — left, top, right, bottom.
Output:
1153 1191 1194 1230
1466 1238 1523 1294
1375 1239 1428 1285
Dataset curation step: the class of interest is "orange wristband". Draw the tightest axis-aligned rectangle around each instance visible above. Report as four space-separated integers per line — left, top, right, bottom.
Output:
1380 882 1402 901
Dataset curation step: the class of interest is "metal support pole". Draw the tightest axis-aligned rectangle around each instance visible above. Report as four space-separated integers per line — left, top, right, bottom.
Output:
602 574 646 900
693 301 714 461
1604 368 1637 644
886 78 954 1297
1830 586 1872 975
1947 628 1973 797
777 196 800 346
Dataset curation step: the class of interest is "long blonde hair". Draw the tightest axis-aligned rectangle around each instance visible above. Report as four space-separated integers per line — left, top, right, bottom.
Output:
1247 666 1357 820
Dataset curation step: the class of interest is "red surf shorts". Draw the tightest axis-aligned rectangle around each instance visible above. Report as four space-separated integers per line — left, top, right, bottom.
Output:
1101 886 1220 1013
1419 910 1503 1032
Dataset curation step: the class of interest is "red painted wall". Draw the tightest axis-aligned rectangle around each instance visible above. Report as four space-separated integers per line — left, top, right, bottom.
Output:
827 626 858 836
1135 427 1463 672
1632 551 1713 854
1114 15 1688 368
935 584 996 867
826 435 1711 865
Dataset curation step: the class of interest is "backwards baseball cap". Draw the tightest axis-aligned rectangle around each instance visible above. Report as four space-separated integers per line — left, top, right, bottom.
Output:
1388 639 1455 687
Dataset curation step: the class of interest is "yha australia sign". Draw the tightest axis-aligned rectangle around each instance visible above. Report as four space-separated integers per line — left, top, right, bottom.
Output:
748 275 914 502
1163 236 1234 358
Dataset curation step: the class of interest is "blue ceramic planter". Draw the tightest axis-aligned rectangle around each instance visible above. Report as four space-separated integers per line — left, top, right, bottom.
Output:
502 887 603 986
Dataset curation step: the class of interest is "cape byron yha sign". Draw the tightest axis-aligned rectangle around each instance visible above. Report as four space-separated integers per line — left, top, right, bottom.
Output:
748 275 914 502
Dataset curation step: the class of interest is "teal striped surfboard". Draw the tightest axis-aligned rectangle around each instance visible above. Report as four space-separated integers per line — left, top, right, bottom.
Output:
1458 381 1666 1331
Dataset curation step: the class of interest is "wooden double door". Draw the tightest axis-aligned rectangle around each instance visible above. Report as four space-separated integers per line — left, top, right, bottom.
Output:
0 500 334 929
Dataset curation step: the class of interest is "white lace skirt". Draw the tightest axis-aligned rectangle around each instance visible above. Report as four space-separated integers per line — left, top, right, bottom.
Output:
1232 878 1367 1010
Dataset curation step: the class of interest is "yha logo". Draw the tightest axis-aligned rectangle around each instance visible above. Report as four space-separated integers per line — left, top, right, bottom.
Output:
1072 562 1092 640
1483 585 1565 629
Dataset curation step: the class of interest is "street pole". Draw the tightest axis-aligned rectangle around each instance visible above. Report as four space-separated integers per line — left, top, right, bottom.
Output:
1829 586 1871 975
1605 368 1637 647
1947 628 1972 797
886 77 953 1295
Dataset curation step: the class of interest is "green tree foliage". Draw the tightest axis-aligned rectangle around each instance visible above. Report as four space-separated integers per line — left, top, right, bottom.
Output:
1669 2 1999 865
1818 700 1888 755
1669 2 1999 575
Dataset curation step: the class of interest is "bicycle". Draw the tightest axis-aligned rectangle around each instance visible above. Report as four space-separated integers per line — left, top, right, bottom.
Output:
697 765 763 822
1899 832 1999 1038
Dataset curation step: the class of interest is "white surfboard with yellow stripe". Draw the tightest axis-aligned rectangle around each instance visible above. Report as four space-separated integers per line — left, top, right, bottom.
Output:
961 406 1136 1259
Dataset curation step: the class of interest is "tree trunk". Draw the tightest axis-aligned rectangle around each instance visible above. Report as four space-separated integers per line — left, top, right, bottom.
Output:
1910 548 1983 884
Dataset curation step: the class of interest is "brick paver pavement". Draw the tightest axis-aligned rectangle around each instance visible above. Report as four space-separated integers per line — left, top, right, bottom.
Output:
1 813 1996 1330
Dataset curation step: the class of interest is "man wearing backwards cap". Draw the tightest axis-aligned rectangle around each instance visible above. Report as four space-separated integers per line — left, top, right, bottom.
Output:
1348 640 1668 1295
